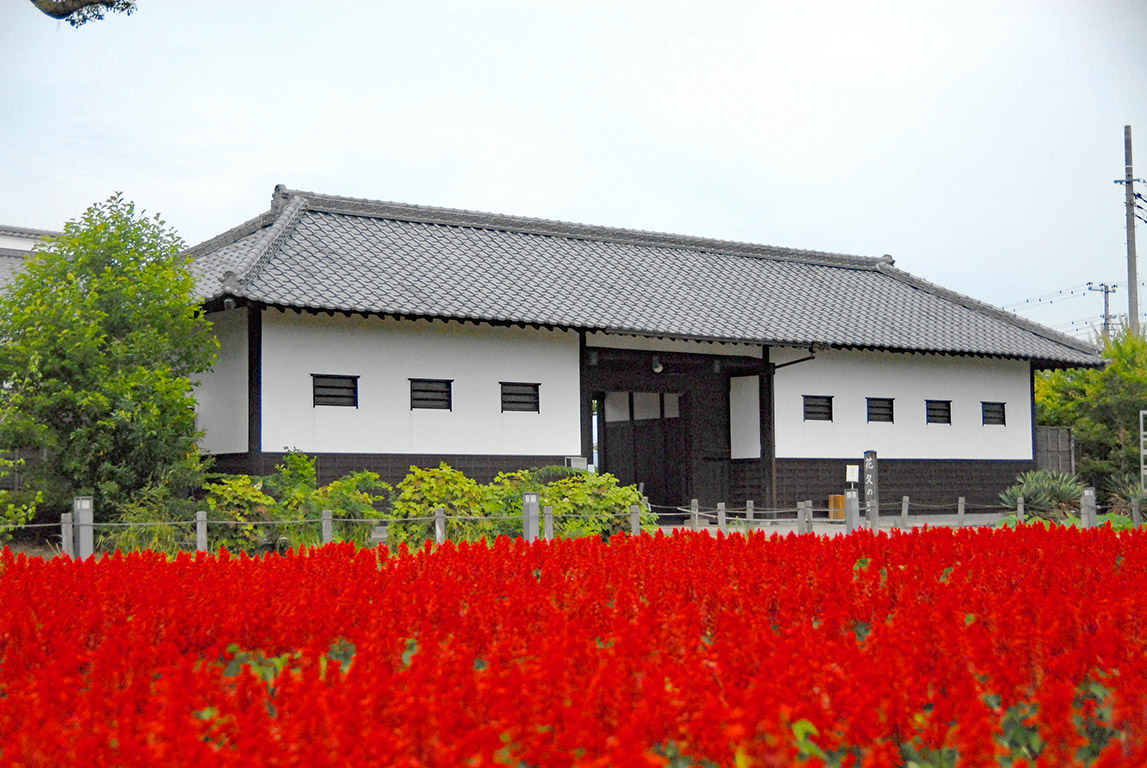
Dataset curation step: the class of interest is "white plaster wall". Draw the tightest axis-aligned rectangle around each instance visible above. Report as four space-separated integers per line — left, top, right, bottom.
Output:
0 234 42 251
195 308 248 454
259 311 582 456
771 347 1032 460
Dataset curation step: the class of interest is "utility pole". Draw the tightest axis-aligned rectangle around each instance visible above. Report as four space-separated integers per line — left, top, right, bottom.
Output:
1088 282 1117 342
1123 126 1140 335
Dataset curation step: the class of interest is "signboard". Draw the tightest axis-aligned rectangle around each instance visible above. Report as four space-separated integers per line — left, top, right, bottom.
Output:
1141 410 1147 491
864 450 879 528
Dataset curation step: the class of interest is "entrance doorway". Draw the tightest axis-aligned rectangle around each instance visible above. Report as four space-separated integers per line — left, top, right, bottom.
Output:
597 391 689 510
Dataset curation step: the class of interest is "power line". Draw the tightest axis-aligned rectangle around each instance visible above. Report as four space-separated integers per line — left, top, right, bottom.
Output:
1001 283 1091 310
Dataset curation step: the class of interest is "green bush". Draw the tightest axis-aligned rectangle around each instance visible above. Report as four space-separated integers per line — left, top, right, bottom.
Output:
202 474 276 552
999 470 1085 521
388 463 494 546
388 463 654 546
206 452 388 551
0 456 39 544
1105 472 1147 517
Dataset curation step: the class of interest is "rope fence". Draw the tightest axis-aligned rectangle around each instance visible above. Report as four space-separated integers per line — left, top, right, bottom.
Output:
5 487 1137 559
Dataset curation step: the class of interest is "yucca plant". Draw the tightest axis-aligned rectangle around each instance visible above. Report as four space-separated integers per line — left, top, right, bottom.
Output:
999 470 1085 520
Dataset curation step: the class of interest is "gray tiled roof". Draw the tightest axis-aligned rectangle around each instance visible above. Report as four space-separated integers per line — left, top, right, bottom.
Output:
0 224 59 240
190 186 1104 368
0 249 27 292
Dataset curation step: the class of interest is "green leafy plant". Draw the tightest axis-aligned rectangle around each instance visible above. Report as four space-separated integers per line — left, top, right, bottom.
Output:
999 470 1085 521
388 463 493 545
202 474 276 552
0 194 217 519
1037 329 1147 493
1105 472 1147 519
0 455 39 544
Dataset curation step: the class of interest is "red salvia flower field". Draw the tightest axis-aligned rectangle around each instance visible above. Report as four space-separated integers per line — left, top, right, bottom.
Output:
1 526 1145 766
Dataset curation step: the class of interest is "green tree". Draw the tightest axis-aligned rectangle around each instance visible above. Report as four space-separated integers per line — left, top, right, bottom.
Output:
1036 330 1147 495
29 1 136 26
0 194 216 519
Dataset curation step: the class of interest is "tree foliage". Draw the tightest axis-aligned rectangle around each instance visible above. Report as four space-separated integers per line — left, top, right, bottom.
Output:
1035 330 1147 495
29 0 136 26
0 194 216 517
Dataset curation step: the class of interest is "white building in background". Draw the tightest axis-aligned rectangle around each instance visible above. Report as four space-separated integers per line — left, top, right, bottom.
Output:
189 186 1102 509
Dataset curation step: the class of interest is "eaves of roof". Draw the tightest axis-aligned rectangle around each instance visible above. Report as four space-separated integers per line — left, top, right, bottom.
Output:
0 224 60 239
189 186 1105 369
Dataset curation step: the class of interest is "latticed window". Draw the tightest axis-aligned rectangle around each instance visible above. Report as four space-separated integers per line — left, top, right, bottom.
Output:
802 395 833 422
926 399 952 424
312 374 358 407
410 379 452 410
982 401 1006 426
867 397 894 423
501 382 540 412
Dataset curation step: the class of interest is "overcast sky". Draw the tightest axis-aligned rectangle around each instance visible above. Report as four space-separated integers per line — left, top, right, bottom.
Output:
3 1 1146 341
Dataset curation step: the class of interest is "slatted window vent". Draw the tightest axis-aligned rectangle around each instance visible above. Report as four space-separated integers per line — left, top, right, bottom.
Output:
410 379 452 410
926 399 952 424
312 374 358 408
982 401 1006 426
802 395 833 422
501 382 540 412
867 397 894 423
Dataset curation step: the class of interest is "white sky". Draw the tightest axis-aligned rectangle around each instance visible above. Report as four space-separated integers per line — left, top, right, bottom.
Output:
3 0 1146 341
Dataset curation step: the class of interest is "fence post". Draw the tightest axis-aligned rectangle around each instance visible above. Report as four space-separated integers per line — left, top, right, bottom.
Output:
522 492 540 542
802 500 815 535
196 510 208 552
717 502 727 534
746 499 754 524
690 498 700 530
1081 488 1097 529
957 497 966 528
544 504 554 540
321 509 333 544
1017 496 1025 524
73 496 94 559
1133 497 1142 527
630 504 641 535
434 507 446 544
845 489 859 534
60 512 74 558
899 496 909 529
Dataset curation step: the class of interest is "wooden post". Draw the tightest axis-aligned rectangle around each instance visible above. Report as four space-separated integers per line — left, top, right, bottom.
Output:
630 504 641 535
60 513 74 558
746 499 754 523
321 509 333 544
690 498 700 530
845 489 859 534
957 497 966 528
543 504 554 540
196 510 208 552
1081 488 1097 529
1017 497 1025 524
899 496 909 529
1133 497 1142 527
434 507 446 544
73 496 94 559
863 450 879 530
717 502 727 534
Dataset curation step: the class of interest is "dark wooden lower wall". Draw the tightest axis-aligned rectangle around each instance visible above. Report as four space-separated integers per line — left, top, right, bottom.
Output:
208 452 570 486
732 457 1034 511
773 458 1034 511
